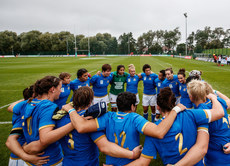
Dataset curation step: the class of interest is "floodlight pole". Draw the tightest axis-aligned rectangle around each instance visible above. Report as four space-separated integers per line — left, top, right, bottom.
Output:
184 13 188 56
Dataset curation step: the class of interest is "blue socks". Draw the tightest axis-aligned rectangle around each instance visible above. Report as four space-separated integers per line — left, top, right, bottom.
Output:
143 112 148 120
151 113 156 122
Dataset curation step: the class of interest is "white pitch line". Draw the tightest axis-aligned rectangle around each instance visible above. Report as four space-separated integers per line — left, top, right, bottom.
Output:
0 103 13 110
0 121 12 124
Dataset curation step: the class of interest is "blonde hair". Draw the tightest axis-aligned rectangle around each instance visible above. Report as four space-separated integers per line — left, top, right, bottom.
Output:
204 82 214 95
187 80 206 102
128 64 135 70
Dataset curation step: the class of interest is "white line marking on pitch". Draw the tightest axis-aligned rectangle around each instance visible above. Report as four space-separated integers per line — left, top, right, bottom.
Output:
0 121 11 124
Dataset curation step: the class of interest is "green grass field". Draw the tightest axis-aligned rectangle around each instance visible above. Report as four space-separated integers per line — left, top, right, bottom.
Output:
0 56 230 166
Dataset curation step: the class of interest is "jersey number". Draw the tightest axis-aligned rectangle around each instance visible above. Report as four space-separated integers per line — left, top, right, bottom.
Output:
114 131 128 149
223 117 230 128
68 133 74 150
175 133 188 155
27 116 32 136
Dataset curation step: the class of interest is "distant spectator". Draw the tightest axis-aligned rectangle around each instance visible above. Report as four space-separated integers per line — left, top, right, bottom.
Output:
227 56 230 66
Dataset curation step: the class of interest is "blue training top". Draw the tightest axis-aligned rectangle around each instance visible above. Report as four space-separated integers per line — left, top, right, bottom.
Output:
178 82 193 108
162 75 180 97
95 111 149 166
142 109 210 166
195 98 230 166
90 73 113 97
126 74 140 94
56 110 105 166
54 83 71 109
22 99 63 166
140 73 158 95
10 100 27 159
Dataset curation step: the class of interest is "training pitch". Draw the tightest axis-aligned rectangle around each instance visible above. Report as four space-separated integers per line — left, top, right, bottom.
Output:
0 56 230 166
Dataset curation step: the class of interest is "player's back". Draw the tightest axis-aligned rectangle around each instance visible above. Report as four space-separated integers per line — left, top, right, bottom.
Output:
56 110 101 166
96 111 149 165
142 109 209 166
22 99 63 166
196 98 230 166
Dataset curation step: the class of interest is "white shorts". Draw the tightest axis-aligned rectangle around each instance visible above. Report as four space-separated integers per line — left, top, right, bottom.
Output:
109 93 118 103
93 95 109 105
9 158 24 166
142 94 156 107
135 94 140 105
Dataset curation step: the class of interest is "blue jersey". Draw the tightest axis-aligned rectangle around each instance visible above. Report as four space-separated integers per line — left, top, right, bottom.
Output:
90 74 113 97
70 78 90 101
154 78 165 94
142 109 210 166
56 110 105 166
22 99 63 166
195 98 230 166
54 83 71 109
126 74 140 94
10 100 27 159
179 82 193 108
162 75 180 97
141 73 158 95
96 111 149 166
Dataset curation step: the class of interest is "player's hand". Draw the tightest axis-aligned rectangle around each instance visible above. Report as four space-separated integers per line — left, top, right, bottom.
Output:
132 145 143 159
103 164 113 166
96 71 101 76
207 93 217 100
62 103 74 113
223 143 230 154
175 103 186 113
23 152 49 166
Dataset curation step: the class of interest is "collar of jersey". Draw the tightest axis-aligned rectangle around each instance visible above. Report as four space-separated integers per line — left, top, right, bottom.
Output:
116 111 129 116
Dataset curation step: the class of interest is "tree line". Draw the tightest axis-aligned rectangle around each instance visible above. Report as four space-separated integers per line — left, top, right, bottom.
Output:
0 26 229 55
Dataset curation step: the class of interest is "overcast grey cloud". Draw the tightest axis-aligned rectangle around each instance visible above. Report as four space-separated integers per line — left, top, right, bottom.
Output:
0 0 229 42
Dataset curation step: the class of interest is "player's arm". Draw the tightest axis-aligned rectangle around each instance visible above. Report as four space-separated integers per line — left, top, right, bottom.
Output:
125 156 151 166
215 90 230 109
143 104 186 139
207 93 225 122
38 122 73 147
62 104 98 133
137 73 142 79
173 129 209 166
7 99 24 113
5 135 49 165
96 136 142 159
23 140 47 155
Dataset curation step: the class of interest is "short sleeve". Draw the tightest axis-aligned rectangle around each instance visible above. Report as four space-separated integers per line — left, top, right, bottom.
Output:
13 101 26 115
95 112 110 131
38 105 58 130
141 136 157 159
188 109 210 125
90 131 106 143
133 114 149 134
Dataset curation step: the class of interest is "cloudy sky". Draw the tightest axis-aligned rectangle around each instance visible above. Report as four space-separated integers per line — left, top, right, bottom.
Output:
1 0 229 42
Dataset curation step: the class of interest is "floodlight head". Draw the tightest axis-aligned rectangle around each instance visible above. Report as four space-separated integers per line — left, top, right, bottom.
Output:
184 13 187 18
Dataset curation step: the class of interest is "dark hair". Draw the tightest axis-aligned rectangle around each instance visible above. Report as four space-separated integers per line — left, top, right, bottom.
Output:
157 87 176 112
165 67 173 74
117 92 136 112
186 75 200 84
23 85 34 100
59 72 71 80
159 70 166 77
117 65 125 74
73 86 94 110
77 68 88 78
102 64 111 72
177 68 186 77
34 76 60 97
142 64 151 72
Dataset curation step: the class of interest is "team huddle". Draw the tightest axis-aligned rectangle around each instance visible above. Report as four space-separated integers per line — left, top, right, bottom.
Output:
5 63 230 166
